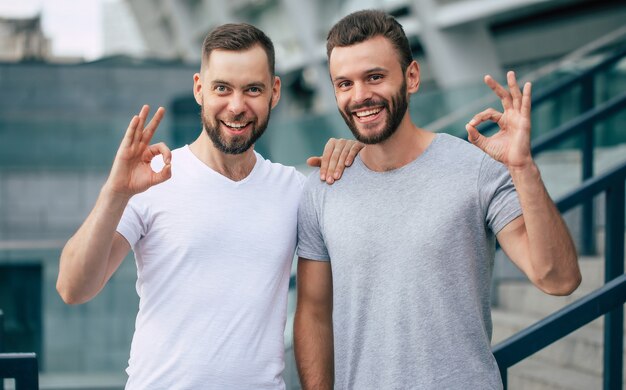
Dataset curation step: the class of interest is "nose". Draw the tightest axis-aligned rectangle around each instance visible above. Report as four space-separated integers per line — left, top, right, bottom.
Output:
353 82 372 104
228 92 246 115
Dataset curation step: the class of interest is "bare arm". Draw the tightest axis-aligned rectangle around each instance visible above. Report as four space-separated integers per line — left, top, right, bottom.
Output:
496 166 580 295
466 71 581 296
294 258 334 390
57 106 171 304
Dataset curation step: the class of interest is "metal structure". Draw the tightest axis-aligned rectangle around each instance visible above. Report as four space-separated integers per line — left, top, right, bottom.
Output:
491 47 626 389
121 0 626 110
0 353 38 390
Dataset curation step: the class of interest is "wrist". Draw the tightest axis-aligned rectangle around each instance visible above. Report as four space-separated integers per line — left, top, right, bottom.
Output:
507 157 536 174
508 160 541 182
101 182 133 205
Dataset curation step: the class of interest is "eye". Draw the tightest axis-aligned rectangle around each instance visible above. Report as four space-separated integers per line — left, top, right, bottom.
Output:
337 80 352 89
247 86 262 95
214 85 229 94
369 74 383 82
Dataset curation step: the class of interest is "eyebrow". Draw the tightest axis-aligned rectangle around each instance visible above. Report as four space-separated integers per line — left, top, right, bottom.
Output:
243 82 266 89
332 67 388 83
211 79 267 89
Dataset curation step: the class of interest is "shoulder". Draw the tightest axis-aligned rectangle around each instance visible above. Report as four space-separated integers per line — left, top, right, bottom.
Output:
300 168 334 203
435 133 485 161
255 152 307 188
430 133 495 173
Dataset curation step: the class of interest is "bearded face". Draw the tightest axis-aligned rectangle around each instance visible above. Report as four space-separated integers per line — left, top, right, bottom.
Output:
338 79 408 145
201 99 272 155
194 45 280 155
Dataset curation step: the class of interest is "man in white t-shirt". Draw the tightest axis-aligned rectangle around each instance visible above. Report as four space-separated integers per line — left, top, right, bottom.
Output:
56 23 361 389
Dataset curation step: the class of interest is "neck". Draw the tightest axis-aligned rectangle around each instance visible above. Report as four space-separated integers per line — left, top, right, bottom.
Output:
360 114 435 172
189 130 257 181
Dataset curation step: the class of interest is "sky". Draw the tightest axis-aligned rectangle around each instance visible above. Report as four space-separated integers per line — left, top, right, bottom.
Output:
0 0 112 60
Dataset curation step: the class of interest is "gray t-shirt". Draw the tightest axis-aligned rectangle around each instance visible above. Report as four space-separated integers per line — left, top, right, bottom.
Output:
297 133 522 390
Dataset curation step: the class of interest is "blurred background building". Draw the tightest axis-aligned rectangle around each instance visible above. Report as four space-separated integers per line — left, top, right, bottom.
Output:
0 14 50 62
1 0 625 388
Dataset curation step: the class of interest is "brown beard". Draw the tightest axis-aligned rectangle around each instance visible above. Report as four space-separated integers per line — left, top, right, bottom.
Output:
339 80 408 145
201 99 272 155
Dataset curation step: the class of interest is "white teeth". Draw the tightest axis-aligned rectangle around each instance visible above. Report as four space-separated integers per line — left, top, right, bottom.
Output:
355 108 382 117
224 121 247 129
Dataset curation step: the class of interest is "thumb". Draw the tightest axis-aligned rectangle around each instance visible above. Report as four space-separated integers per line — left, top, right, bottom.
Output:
152 163 172 185
307 156 321 167
466 123 487 150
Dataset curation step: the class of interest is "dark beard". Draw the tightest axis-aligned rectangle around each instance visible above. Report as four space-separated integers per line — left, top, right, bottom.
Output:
201 101 271 155
339 80 408 145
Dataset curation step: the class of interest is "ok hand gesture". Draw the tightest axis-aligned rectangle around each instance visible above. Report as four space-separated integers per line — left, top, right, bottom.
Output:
106 105 172 199
466 71 533 170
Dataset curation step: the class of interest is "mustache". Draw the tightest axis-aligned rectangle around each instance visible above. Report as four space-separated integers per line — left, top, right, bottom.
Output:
222 112 251 122
348 99 388 113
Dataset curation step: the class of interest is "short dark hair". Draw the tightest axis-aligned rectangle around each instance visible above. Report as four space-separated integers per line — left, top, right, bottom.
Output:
201 23 275 76
326 10 413 72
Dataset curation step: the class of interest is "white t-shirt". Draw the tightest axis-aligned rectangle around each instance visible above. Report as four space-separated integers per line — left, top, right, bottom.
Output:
117 146 305 389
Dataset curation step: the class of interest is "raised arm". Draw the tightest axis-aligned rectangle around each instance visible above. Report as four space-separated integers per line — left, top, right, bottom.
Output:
466 71 581 296
294 258 334 390
57 105 171 304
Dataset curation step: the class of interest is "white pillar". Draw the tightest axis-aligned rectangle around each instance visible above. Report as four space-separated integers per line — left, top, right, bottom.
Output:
165 0 199 62
411 0 503 89
280 0 335 112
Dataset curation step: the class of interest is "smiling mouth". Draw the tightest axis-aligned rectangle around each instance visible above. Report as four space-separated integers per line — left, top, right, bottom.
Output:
221 120 251 132
353 107 382 118
351 107 383 123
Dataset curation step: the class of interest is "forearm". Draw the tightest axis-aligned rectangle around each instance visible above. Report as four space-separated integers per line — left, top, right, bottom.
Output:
294 307 334 390
57 184 130 304
509 162 581 294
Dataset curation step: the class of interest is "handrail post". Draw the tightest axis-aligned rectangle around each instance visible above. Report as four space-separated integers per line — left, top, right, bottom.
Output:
0 309 4 352
500 367 508 390
0 353 38 390
0 310 3 390
580 75 596 255
603 178 624 390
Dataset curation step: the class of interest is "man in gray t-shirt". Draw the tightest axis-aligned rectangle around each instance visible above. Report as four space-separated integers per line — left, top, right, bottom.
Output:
294 10 582 390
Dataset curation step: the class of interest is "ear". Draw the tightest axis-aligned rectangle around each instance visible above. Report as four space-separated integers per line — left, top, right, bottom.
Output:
193 73 203 106
406 61 420 94
270 76 281 109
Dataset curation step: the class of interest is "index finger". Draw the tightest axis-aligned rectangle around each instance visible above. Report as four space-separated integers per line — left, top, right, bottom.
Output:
484 75 512 111
140 107 166 145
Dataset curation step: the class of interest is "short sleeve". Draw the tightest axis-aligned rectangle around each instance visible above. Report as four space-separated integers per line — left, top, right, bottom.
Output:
478 155 523 234
296 173 330 262
116 196 147 249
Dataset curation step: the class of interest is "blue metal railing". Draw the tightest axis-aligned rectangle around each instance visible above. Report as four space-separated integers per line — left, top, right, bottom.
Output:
480 45 626 255
0 353 38 390
493 159 626 389
0 309 3 353
480 43 626 389
0 310 3 390
0 310 39 390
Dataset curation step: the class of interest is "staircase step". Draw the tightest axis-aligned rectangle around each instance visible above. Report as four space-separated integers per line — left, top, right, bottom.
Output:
26 373 127 390
495 253 624 321
497 281 594 319
506 358 626 390
577 256 606 287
